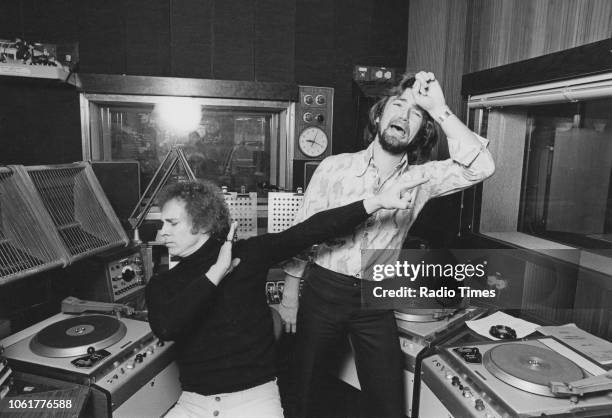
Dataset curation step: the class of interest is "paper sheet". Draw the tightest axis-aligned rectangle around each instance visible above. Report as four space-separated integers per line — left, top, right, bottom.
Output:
465 311 539 340
537 324 612 365
538 337 606 375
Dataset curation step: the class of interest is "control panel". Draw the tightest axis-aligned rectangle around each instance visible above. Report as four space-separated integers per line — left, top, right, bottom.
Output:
76 246 149 303
420 354 500 418
294 86 334 161
95 336 177 407
353 65 398 82
106 253 146 300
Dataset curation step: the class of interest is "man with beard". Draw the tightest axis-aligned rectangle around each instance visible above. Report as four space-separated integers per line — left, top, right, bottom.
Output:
279 71 495 417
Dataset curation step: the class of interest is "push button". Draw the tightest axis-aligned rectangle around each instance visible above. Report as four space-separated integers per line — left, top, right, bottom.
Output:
213 411 219 416
215 397 221 402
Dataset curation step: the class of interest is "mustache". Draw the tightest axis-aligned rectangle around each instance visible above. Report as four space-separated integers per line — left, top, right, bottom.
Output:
378 123 423 155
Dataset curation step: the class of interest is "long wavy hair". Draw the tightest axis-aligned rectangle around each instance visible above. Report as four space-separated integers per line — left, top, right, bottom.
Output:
158 180 230 241
364 73 440 164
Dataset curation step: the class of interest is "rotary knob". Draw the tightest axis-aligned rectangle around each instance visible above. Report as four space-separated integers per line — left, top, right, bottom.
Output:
315 95 326 105
303 112 313 122
474 399 485 411
303 94 314 105
122 268 135 282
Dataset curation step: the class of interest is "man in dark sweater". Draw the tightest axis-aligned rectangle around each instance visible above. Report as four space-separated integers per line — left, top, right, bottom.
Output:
147 178 427 418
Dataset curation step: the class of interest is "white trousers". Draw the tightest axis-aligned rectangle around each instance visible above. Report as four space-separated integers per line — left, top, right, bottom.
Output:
163 380 284 418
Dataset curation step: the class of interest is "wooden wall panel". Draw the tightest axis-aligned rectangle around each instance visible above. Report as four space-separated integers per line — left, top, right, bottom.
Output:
295 0 408 154
479 110 528 233
406 0 468 115
213 0 255 80
407 0 448 75
466 0 612 72
441 0 469 115
407 0 612 113
332 0 371 154
170 0 214 79
0 79 81 165
0 0 22 38
0 0 408 160
294 0 335 87
123 0 171 76
20 0 79 42
368 0 409 66
78 0 126 74
254 0 295 82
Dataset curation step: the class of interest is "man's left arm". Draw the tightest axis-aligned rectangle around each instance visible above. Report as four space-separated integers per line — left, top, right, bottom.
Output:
247 176 429 267
412 71 495 197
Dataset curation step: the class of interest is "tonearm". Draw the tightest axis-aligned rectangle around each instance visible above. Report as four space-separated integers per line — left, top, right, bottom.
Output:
61 296 136 317
550 371 612 400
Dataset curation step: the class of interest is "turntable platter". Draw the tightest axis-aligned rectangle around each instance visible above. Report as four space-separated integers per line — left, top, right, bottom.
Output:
483 343 584 396
30 315 127 357
394 308 459 322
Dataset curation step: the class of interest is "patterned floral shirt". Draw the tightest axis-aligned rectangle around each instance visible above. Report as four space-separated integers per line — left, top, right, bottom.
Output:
282 135 495 279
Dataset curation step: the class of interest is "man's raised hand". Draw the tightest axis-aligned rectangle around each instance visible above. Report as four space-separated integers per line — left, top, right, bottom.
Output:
206 221 241 285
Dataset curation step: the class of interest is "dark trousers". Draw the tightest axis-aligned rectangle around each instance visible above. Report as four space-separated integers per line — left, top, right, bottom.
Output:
295 264 403 418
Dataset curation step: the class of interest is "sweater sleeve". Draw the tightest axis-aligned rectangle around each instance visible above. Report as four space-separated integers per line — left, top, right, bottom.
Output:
145 263 218 341
241 200 369 268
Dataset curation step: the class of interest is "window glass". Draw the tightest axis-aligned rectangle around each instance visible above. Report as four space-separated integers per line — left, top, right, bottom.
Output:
518 98 612 248
98 104 274 194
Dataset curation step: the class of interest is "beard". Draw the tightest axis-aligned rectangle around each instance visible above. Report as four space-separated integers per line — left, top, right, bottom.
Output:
378 121 415 155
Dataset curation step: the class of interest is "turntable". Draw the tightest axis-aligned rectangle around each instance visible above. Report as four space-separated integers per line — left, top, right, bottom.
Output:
30 314 127 359
420 337 612 417
1 311 181 417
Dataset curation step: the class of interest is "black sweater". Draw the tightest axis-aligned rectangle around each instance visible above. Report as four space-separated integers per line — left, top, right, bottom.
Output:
146 200 369 395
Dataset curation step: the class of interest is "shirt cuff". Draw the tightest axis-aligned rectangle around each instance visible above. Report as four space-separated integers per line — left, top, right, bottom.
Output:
448 133 489 167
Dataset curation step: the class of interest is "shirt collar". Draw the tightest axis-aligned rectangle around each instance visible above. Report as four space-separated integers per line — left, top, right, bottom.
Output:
355 141 409 177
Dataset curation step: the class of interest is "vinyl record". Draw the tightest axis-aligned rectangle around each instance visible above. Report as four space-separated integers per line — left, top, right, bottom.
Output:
483 343 584 396
30 315 127 358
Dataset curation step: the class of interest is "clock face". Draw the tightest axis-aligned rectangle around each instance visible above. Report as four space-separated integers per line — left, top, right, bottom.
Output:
298 126 328 158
